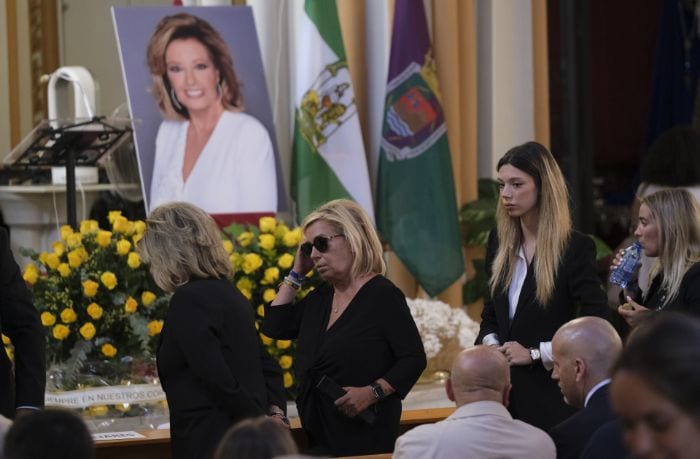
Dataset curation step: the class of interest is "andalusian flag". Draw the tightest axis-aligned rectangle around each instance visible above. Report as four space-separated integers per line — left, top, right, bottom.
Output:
291 0 374 221
377 0 464 297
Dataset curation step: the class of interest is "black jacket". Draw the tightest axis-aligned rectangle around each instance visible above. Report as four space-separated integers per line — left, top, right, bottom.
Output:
157 278 285 459
0 228 45 418
477 229 609 430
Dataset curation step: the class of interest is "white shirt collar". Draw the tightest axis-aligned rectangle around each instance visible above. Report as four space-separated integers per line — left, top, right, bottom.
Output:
584 379 611 407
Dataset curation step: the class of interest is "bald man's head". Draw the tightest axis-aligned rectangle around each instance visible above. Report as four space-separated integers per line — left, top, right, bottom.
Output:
447 346 510 407
551 316 622 408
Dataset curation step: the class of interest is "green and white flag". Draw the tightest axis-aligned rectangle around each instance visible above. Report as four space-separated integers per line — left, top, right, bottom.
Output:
291 0 374 221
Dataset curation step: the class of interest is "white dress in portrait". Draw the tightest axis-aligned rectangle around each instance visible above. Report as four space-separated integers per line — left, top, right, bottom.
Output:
149 110 278 214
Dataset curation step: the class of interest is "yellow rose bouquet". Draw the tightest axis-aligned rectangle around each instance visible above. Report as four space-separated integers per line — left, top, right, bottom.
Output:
224 216 319 398
20 212 168 389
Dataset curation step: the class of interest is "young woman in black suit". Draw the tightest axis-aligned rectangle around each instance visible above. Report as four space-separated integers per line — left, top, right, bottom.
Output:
139 202 286 459
476 142 609 431
616 188 700 327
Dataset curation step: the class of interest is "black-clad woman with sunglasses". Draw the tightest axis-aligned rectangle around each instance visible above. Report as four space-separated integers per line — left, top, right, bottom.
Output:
262 199 426 456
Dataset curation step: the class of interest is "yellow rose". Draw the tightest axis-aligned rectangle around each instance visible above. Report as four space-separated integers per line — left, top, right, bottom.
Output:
114 404 131 413
100 272 117 290
242 253 263 274
82 279 99 297
260 333 273 346
258 234 276 250
283 371 294 389
256 304 265 318
262 267 280 285
77 247 89 261
1 334 10 345
255 321 260 330
41 312 56 327
133 220 146 235
236 231 254 247
57 263 71 278
127 252 141 269
88 405 109 417
38 251 50 265
67 250 83 269
96 230 112 248
275 223 290 239
108 210 123 224
101 343 117 358
141 291 156 307
79 322 96 340
112 216 133 235
124 296 138 314
259 216 277 233
52 241 66 256
277 253 294 269
60 308 77 324
44 253 60 270
60 225 73 241
283 228 303 247
147 320 164 336
116 239 131 256
279 355 293 370
240 289 252 300
263 288 277 303
22 264 39 285
52 324 70 340
222 239 233 254
66 233 82 249
276 339 292 350
87 302 103 320
229 252 243 270
79 219 99 234
4 347 13 362
132 233 143 246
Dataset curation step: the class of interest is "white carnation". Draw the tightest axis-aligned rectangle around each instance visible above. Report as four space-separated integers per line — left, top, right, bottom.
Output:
406 297 480 359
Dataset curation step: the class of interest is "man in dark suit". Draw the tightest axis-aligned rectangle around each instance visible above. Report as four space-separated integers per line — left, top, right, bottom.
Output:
0 227 45 418
549 317 622 459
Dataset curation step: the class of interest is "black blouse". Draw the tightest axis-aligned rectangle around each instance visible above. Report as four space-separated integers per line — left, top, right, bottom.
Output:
262 275 426 456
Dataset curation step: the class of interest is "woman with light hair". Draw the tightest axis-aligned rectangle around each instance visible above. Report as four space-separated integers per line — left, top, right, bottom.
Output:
616 188 700 327
476 141 609 431
146 12 277 215
262 199 426 456
139 202 286 459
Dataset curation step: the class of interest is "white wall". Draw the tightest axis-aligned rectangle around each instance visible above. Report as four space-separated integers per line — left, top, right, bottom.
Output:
477 0 535 179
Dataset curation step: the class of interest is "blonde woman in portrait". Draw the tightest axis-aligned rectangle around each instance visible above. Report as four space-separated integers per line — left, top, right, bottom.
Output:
146 13 277 215
476 142 609 431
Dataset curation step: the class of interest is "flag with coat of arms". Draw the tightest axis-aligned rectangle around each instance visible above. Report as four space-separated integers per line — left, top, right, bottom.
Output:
291 0 374 221
376 0 464 297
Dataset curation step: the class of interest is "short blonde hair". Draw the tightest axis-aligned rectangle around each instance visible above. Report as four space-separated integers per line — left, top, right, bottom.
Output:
302 199 385 279
146 12 242 120
138 202 232 292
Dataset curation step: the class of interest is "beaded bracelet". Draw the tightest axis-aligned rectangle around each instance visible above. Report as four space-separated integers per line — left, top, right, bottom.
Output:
279 277 300 290
288 270 302 282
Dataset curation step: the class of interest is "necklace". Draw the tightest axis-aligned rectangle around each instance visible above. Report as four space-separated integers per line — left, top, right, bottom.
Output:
678 0 698 89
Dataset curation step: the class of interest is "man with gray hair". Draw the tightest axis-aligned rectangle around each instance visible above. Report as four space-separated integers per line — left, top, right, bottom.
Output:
549 316 623 459
393 346 555 459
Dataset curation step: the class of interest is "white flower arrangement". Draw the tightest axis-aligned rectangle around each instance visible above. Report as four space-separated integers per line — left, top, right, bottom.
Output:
406 297 480 359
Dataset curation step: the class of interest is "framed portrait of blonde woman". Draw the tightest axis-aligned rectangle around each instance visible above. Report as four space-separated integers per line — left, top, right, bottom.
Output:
112 6 286 224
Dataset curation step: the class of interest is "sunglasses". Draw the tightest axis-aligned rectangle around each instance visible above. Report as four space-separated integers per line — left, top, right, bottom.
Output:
300 234 345 257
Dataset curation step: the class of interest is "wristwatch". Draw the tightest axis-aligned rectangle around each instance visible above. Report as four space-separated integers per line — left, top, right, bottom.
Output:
370 382 386 401
529 347 541 362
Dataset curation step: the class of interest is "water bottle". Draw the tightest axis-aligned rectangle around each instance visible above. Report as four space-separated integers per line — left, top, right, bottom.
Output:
609 242 642 289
